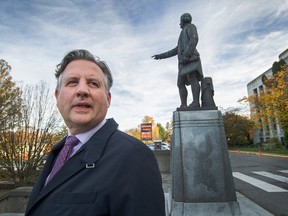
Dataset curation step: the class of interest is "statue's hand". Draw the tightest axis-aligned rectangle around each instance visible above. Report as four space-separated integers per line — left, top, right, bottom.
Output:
180 53 190 64
152 54 162 60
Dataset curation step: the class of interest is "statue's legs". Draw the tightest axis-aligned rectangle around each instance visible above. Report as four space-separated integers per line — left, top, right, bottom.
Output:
177 75 188 108
188 73 200 107
178 85 188 108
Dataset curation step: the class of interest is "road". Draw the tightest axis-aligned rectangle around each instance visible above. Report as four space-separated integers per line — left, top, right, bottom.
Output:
229 152 288 216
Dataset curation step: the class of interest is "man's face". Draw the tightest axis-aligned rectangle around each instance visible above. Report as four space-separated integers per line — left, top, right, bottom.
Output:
55 60 111 134
180 20 184 29
180 20 187 29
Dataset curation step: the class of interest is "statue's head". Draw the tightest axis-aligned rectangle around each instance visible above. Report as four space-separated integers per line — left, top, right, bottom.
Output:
180 13 192 29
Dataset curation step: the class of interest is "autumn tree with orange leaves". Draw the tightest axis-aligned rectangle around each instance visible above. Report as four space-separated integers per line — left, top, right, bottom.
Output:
241 61 288 147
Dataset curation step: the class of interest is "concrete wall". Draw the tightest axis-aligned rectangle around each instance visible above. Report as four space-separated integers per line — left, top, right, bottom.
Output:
153 150 170 173
0 187 31 214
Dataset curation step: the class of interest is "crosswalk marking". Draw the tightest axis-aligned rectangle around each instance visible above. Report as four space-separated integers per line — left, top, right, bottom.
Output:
233 172 288 192
279 170 288 174
253 171 288 183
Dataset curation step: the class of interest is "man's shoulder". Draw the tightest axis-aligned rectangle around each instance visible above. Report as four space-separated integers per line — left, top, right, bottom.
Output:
104 119 149 151
113 129 144 146
185 23 197 31
109 130 155 161
116 130 154 150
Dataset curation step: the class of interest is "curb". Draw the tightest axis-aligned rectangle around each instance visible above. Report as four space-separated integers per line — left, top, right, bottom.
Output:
229 150 288 159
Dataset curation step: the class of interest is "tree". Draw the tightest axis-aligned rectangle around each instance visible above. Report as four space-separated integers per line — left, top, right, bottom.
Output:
272 59 286 75
157 123 166 141
142 116 155 126
125 127 141 140
165 121 172 143
0 80 61 185
157 122 172 143
0 59 22 131
222 108 254 146
242 63 288 147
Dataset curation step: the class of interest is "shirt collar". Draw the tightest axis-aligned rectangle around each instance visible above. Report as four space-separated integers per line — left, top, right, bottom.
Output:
68 119 107 144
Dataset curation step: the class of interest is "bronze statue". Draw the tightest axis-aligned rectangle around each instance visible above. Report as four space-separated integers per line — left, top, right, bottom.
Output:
152 13 204 109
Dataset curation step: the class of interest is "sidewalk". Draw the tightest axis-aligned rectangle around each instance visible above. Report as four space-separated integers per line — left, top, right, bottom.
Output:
236 192 272 216
164 192 272 216
162 173 272 216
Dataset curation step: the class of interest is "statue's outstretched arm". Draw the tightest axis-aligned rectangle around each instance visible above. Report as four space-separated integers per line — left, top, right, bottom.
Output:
152 46 178 60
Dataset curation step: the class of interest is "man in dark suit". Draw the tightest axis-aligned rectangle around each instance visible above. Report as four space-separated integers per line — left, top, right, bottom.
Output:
152 13 204 109
25 49 165 216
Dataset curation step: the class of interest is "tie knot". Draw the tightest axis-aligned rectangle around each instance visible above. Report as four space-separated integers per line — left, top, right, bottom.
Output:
65 136 79 147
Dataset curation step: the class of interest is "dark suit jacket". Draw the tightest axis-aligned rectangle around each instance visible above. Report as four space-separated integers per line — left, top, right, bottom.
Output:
25 119 165 216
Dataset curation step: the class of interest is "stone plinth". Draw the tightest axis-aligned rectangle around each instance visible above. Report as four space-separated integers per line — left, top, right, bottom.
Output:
153 150 170 173
0 187 32 214
169 110 240 215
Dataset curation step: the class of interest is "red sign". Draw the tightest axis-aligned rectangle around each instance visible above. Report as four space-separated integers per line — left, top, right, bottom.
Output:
141 123 152 141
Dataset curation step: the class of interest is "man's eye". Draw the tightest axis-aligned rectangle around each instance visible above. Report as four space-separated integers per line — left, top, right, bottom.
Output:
67 81 77 86
89 81 100 87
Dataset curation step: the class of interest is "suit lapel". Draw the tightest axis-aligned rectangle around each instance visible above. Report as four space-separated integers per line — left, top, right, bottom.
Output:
82 118 118 164
38 149 85 195
26 119 118 214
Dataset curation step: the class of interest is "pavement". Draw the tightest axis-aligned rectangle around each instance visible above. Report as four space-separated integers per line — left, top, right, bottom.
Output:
161 173 272 216
235 192 272 216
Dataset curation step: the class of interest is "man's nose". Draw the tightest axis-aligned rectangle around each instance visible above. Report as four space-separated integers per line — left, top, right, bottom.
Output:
76 84 89 97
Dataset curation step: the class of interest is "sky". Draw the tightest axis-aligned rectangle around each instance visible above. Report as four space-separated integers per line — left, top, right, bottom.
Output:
1 0 288 130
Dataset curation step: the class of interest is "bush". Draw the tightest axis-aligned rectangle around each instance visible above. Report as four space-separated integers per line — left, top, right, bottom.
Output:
284 132 288 149
268 137 281 148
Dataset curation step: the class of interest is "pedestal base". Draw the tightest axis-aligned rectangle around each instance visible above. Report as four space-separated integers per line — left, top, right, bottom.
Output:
170 200 241 216
170 110 241 215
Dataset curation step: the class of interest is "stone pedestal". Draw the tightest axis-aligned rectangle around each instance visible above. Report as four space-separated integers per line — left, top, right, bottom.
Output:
168 110 241 215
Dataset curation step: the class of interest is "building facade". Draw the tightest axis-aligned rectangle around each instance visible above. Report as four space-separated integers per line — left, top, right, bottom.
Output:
247 48 288 145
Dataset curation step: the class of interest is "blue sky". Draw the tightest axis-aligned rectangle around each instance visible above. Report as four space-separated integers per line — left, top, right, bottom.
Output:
1 0 288 130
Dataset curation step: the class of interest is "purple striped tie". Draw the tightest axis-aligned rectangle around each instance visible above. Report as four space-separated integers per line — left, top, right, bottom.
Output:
46 136 79 184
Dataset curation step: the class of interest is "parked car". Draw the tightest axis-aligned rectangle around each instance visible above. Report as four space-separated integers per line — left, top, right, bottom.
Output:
161 143 170 150
146 144 155 150
145 141 171 151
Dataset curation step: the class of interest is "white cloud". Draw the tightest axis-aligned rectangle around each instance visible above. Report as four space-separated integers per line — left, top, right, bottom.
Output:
0 0 287 130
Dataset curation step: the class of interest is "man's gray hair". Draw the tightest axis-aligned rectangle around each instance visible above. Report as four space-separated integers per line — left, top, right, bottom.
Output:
55 49 113 92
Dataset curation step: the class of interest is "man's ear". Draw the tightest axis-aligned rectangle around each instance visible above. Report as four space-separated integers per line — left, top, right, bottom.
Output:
55 89 59 99
107 92 111 108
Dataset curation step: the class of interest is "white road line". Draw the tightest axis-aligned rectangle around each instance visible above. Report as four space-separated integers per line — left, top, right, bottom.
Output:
233 172 288 192
253 171 288 183
279 170 288 174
